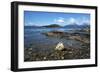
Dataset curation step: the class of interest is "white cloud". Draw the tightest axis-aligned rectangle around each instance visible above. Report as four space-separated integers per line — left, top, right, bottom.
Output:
25 22 34 26
29 22 33 25
70 18 76 23
67 17 78 24
54 17 65 23
81 17 90 24
66 17 90 25
57 19 64 23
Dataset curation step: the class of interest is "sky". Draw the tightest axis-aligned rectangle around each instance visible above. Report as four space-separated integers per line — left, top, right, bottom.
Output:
24 11 90 26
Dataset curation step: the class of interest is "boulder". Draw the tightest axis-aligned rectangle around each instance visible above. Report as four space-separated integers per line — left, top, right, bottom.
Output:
55 42 64 51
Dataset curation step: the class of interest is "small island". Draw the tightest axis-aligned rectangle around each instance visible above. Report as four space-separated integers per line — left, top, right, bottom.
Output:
42 24 61 28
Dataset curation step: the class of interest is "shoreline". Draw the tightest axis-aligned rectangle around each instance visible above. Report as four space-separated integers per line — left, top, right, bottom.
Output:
24 45 90 62
24 29 90 62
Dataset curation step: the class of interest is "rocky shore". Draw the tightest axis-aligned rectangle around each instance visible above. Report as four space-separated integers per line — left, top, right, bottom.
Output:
24 29 90 62
24 44 90 61
42 29 90 44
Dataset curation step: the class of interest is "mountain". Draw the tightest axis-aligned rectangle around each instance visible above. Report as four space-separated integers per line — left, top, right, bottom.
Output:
25 23 90 29
64 23 90 29
42 24 61 28
64 23 78 28
25 24 61 28
24 25 42 29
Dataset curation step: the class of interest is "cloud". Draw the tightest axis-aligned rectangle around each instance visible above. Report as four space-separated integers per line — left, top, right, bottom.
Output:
54 17 65 23
57 19 64 23
29 22 33 25
66 17 90 25
81 17 90 24
25 22 35 26
67 17 77 24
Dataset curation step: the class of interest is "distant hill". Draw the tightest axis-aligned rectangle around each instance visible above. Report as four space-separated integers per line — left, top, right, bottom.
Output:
42 24 61 28
25 24 61 28
64 23 90 29
25 23 90 29
24 26 42 29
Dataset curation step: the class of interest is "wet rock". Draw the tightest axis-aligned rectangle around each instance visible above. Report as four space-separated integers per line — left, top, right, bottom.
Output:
42 31 64 37
29 48 33 51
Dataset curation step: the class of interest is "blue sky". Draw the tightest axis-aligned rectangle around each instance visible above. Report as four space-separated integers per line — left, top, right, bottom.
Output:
24 11 90 26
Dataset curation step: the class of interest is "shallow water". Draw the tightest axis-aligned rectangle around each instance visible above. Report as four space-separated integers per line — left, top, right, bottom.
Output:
24 27 85 53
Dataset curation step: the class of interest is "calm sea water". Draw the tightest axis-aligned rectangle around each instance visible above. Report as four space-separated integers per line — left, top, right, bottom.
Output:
24 27 83 53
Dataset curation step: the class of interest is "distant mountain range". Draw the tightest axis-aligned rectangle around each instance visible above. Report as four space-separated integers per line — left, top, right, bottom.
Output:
25 23 90 29
25 24 61 28
64 23 90 29
24 26 42 29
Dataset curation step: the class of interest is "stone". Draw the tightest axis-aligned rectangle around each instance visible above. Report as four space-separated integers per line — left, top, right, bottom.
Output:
55 42 64 51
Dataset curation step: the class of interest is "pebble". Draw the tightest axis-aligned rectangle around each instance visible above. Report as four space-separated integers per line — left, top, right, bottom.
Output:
43 57 46 59
61 57 64 59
